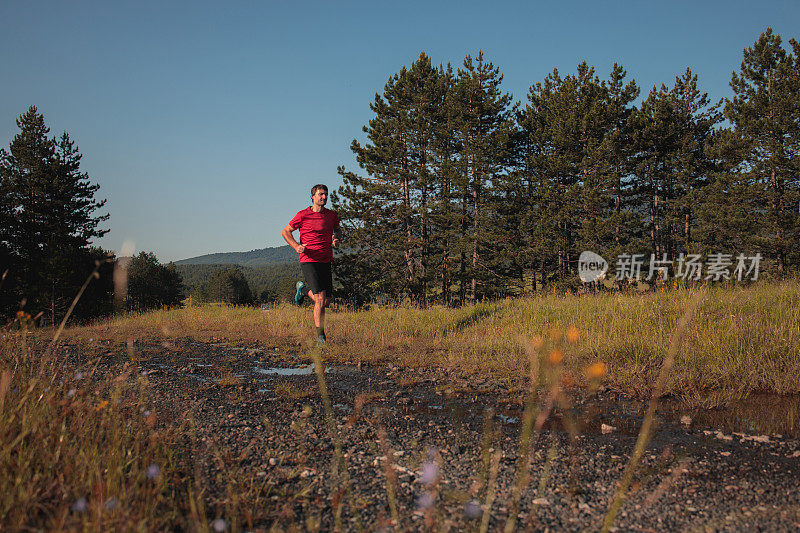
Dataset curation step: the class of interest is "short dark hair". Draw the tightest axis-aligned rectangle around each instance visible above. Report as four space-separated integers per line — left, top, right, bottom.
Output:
311 184 328 196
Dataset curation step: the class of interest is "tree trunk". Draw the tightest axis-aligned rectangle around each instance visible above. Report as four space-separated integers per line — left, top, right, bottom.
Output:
400 140 414 287
471 174 478 305
420 142 428 306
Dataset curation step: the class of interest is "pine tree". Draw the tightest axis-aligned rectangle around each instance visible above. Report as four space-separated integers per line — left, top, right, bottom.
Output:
725 28 800 274
588 64 640 262
335 53 448 305
631 70 722 262
126 252 184 310
0 106 109 320
453 51 515 303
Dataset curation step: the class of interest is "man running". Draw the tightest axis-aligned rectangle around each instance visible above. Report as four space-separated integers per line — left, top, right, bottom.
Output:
281 184 340 346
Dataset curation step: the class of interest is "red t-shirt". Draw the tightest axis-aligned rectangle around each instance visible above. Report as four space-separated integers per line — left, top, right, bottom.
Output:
289 207 340 263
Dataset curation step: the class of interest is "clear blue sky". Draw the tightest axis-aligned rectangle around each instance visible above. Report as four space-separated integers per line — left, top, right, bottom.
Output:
1 1 798 262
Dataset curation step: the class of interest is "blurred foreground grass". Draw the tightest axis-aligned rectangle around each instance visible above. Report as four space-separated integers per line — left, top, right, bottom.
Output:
71 280 800 397
0 336 190 529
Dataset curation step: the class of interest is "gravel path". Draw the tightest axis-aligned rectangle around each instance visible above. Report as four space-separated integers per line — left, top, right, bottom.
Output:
83 338 800 531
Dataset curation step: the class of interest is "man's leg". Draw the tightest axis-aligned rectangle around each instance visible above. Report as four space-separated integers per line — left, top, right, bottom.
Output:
311 290 327 328
309 290 327 345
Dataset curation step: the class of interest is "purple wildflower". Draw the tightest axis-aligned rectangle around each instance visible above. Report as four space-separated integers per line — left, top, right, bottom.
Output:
464 499 482 519
146 463 160 480
72 497 87 512
416 492 434 510
420 462 439 484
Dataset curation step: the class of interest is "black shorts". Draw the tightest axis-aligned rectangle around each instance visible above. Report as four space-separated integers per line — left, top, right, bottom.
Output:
301 262 333 297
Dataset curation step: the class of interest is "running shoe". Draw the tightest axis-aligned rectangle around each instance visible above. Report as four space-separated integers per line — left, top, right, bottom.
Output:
317 334 327 347
295 281 306 306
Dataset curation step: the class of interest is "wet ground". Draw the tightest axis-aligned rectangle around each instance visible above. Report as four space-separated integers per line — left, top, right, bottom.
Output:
73 337 800 531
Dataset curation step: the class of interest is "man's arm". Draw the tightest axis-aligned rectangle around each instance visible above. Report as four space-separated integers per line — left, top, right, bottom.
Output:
332 228 341 249
282 224 305 253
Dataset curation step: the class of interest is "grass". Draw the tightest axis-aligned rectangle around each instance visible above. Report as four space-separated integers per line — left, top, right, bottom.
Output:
68 280 800 398
0 333 188 529
5 280 799 530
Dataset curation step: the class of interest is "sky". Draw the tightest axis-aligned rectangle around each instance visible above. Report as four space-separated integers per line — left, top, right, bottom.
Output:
1 1 798 262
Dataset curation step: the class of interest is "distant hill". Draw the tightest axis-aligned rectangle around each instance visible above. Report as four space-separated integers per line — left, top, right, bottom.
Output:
175 245 297 267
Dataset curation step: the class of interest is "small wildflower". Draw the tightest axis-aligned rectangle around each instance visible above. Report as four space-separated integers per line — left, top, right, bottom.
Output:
72 497 88 512
416 492 434 510
143 410 151 418
146 463 160 480
464 499 482 519
75 371 84 380
547 349 564 365
566 326 580 344
88 338 93 343
585 361 608 379
67 388 76 398
96 400 109 411
212 518 227 532
420 462 439 484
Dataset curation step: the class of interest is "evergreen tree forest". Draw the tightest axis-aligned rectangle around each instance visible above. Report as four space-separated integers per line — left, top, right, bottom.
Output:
333 30 800 306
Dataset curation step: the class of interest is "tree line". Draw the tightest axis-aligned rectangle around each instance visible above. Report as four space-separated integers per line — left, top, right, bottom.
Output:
333 29 800 306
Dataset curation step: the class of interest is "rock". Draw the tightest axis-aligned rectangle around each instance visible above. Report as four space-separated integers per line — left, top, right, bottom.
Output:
601 423 616 434
532 497 550 506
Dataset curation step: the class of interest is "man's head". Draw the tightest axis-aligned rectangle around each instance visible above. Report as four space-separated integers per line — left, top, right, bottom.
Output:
311 184 328 207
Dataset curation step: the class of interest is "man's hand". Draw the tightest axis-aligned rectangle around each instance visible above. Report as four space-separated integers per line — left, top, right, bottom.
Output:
332 237 339 249
296 244 306 253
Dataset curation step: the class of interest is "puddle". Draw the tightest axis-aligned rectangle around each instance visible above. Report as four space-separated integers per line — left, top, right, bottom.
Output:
663 394 800 440
255 364 319 376
497 414 519 425
401 394 800 439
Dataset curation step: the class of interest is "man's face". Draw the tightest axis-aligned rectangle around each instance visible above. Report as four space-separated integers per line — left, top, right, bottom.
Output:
312 188 328 206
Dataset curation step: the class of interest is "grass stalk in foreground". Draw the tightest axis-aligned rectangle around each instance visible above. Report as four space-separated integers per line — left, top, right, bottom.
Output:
601 288 705 532
310 347 363 532
479 451 502 533
377 426 402 528
45 258 111 358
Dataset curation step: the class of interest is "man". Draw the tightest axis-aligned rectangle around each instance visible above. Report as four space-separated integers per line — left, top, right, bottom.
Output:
282 184 340 346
